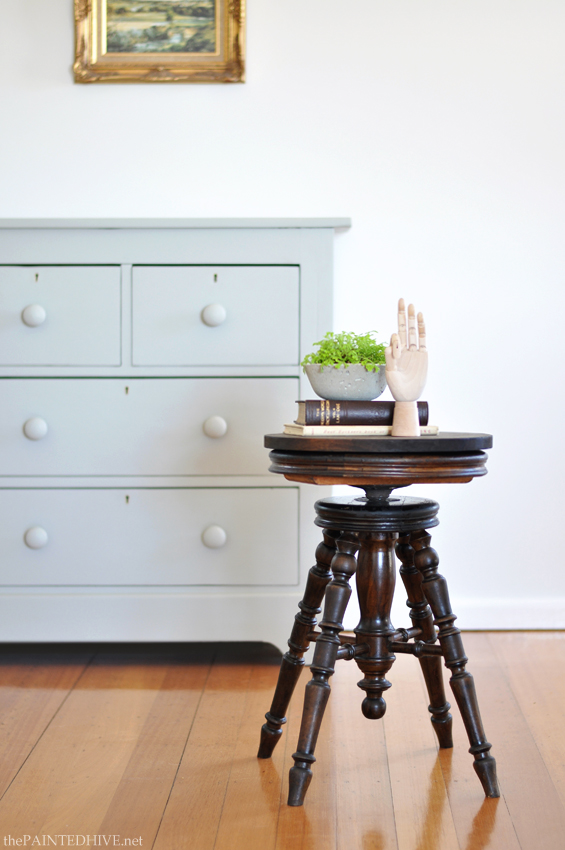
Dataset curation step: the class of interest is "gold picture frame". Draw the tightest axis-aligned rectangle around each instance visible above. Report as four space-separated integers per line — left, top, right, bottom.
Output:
74 0 245 83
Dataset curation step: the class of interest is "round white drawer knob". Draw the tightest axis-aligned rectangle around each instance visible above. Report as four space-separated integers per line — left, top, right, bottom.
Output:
22 304 47 327
201 525 227 549
201 303 227 327
202 415 228 439
24 526 49 549
23 417 48 441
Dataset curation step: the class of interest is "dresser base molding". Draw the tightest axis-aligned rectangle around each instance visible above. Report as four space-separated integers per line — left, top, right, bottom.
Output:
0 591 309 653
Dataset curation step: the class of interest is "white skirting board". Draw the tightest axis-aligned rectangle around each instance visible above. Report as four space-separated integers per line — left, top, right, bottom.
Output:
448 597 565 630
0 592 306 655
344 593 565 634
387 595 565 631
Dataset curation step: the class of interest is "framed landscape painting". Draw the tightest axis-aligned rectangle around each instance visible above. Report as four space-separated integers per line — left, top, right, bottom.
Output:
74 0 245 83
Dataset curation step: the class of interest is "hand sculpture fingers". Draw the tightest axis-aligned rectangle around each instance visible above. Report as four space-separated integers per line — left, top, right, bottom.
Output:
417 312 426 350
385 333 402 371
391 332 402 360
397 298 407 348
408 303 418 350
386 298 428 408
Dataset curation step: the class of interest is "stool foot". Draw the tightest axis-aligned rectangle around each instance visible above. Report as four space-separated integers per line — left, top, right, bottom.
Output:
257 531 338 759
430 703 453 748
288 756 314 806
473 753 500 798
258 712 284 759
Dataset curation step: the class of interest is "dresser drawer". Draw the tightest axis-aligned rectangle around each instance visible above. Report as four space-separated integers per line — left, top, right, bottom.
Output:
0 266 121 366
0 487 299 586
132 266 299 366
0 377 296 475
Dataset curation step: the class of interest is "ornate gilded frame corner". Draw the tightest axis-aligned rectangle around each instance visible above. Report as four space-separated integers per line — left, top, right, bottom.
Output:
74 0 245 83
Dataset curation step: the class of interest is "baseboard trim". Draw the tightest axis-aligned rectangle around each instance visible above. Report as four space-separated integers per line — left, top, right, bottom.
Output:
449 597 565 630
0 591 303 653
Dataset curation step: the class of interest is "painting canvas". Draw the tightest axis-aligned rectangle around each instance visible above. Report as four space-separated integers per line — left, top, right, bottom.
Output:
74 0 244 83
106 1 217 55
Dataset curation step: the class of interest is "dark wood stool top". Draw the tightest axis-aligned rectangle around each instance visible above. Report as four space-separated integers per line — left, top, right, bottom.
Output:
265 431 493 488
265 431 493 453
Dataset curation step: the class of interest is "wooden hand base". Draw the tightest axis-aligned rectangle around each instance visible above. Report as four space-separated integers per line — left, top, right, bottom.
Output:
392 400 421 436
258 492 499 807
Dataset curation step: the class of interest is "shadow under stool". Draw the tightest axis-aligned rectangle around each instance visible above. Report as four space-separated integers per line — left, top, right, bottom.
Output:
257 432 499 806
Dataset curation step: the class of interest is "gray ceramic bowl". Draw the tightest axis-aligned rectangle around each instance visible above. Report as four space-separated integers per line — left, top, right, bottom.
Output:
304 363 387 401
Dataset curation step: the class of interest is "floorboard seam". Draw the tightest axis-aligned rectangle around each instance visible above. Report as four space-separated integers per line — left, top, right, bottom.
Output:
271 686 287 850
150 643 218 850
209 661 257 850
487 632 565 796
381 715 401 850
0 644 99 804
485 632 562 848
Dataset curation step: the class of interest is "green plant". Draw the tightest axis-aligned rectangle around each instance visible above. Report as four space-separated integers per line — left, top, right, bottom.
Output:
301 331 386 372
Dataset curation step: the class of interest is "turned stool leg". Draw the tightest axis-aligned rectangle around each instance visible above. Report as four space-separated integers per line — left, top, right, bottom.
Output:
288 531 359 806
354 532 397 720
396 533 453 748
258 530 339 758
411 529 500 798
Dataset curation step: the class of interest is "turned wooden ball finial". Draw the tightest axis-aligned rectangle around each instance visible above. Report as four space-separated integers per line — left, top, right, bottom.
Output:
385 298 428 436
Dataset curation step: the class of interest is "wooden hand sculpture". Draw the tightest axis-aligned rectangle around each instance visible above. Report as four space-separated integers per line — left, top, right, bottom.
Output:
385 298 428 436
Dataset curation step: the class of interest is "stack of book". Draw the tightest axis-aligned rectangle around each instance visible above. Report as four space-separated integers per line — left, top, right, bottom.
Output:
283 400 438 436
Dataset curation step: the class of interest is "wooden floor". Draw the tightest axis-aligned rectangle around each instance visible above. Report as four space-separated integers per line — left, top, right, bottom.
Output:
0 633 563 849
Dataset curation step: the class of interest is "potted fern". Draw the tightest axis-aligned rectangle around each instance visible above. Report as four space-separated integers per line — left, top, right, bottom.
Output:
301 331 387 400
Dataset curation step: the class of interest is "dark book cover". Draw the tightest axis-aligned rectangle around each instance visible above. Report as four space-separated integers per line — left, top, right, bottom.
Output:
296 399 429 426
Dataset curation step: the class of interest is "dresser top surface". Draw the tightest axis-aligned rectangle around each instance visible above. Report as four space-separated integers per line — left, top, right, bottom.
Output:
0 218 351 230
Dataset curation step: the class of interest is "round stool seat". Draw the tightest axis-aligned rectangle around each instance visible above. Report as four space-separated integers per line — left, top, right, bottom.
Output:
314 495 439 534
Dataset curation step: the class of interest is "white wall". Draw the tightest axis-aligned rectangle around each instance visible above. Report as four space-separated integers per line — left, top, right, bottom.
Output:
1 1 564 628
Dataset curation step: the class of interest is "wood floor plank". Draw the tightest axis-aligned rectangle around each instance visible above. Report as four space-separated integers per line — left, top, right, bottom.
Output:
274 662 338 850
0 644 212 843
448 632 565 850
0 644 94 798
383 653 461 850
154 643 271 850
436 633 521 850
96 644 215 844
213 648 286 850
334 655 399 850
489 632 565 808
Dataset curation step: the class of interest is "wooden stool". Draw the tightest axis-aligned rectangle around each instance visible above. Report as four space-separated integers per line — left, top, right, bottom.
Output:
257 432 499 806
